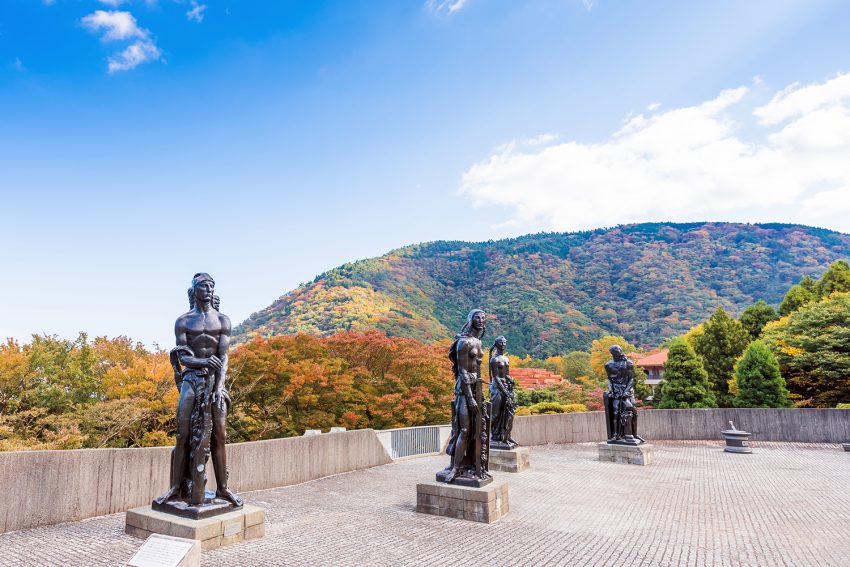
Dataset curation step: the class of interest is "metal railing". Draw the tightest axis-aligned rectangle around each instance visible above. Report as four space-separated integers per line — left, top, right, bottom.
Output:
376 425 449 459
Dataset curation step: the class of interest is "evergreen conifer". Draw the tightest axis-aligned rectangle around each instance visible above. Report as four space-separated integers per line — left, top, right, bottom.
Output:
734 340 792 408
657 338 716 409
739 300 778 340
692 307 750 407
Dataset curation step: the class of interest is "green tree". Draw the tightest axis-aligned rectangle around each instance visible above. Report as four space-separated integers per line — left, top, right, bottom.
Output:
692 307 751 407
657 338 716 409
762 292 850 407
779 284 815 316
815 259 850 298
589 335 641 384
733 340 792 408
739 300 778 341
559 351 594 382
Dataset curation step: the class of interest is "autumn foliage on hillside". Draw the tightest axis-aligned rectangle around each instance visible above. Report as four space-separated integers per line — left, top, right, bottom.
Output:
236 223 850 357
0 331 454 451
227 332 453 440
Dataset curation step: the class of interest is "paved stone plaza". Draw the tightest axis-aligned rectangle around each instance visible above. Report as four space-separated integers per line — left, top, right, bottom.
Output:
0 441 847 566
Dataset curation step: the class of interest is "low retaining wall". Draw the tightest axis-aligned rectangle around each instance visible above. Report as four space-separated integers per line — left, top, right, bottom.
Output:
0 429 391 534
2 409 848 534
513 408 850 446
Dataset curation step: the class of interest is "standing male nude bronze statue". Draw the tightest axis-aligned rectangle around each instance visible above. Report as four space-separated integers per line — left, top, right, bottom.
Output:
437 309 492 487
153 273 242 519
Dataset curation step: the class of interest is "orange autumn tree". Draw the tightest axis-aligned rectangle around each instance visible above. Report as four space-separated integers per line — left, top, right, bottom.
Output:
227 332 453 441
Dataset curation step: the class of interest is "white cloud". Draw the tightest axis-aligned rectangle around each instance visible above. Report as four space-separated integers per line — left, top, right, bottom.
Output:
459 73 850 234
186 1 207 23
82 10 145 41
107 40 161 73
426 0 468 15
581 0 596 11
98 0 127 6
81 10 161 73
14 57 24 71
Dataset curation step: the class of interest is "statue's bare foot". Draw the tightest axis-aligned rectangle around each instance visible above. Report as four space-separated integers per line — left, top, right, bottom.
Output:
217 488 243 507
153 486 178 506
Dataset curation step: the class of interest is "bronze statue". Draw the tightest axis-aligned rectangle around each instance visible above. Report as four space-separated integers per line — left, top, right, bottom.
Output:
604 345 644 445
437 309 492 487
489 336 517 449
153 273 243 519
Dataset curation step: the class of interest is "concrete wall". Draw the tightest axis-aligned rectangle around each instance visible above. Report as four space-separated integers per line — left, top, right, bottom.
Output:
513 408 850 446
0 429 391 534
2 408 848 534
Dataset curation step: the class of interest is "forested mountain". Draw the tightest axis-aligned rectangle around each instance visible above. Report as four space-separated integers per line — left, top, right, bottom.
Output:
234 223 850 357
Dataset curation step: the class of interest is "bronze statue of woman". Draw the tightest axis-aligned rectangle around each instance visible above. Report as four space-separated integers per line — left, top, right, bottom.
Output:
437 309 492 487
489 336 517 449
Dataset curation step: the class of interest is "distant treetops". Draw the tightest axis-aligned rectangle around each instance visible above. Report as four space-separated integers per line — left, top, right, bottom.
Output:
657 260 850 409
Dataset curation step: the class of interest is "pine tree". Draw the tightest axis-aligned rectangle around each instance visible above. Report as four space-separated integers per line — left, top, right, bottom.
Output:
815 260 850 298
657 338 716 409
692 307 751 407
779 284 815 316
739 300 778 341
734 340 792 408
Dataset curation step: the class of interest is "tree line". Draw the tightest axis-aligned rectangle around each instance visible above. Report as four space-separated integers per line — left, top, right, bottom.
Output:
656 260 850 409
1 259 847 450
0 332 453 451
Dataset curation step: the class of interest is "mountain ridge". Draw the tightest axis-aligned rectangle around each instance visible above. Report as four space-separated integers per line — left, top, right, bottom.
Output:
234 222 850 357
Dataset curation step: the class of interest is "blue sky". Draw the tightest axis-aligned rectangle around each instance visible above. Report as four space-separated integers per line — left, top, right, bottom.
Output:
2 0 849 347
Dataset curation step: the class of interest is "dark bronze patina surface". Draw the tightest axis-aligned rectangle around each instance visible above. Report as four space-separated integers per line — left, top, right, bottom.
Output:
604 345 645 446
152 273 243 517
488 335 517 450
437 309 492 487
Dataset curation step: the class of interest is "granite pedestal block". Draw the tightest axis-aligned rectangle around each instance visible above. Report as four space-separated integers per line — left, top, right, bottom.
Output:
489 447 530 472
843 443 850 452
126 504 266 551
598 442 654 465
416 480 509 523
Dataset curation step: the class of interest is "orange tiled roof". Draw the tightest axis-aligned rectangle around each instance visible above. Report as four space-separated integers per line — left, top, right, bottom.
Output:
635 348 669 368
511 367 565 389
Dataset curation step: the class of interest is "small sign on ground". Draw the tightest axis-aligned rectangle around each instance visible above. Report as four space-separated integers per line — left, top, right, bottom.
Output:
127 534 199 567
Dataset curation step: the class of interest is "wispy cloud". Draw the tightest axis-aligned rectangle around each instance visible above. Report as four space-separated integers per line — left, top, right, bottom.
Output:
426 0 468 15
186 1 207 23
581 0 597 11
459 73 850 234
14 57 24 71
81 10 161 73
97 0 128 6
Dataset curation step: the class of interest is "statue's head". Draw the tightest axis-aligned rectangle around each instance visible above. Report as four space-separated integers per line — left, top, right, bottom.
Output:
460 309 486 338
609 345 625 360
187 273 215 309
494 336 507 351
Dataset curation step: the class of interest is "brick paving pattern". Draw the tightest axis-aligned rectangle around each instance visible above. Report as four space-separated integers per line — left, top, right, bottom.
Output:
1 441 848 566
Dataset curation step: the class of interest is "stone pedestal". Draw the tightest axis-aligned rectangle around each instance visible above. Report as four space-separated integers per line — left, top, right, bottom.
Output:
126 504 266 551
489 447 530 472
416 480 509 523
598 442 654 465
842 443 850 452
